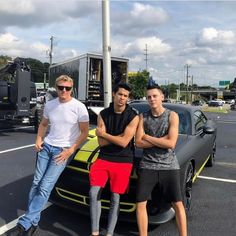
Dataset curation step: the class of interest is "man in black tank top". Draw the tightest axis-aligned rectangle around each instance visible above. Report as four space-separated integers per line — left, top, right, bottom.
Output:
135 85 187 236
89 83 139 236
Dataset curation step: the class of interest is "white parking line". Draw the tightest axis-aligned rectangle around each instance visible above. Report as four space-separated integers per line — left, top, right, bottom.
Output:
217 120 236 124
0 203 52 235
0 144 35 154
198 175 236 183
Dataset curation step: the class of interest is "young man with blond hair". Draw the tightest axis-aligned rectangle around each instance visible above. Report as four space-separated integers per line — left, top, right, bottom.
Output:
8 75 89 236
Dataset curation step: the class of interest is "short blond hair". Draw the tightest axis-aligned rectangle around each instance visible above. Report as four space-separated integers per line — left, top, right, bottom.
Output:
55 75 73 87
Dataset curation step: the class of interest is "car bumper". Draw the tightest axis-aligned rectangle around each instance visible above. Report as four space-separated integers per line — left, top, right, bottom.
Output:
49 163 175 225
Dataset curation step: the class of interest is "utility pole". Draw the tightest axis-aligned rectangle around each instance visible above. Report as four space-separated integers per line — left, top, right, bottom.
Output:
185 64 190 104
144 44 148 71
43 73 47 91
48 36 54 81
191 75 193 103
49 36 54 67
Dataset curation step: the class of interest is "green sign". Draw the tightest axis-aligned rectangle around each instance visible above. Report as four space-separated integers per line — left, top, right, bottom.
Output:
219 80 230 86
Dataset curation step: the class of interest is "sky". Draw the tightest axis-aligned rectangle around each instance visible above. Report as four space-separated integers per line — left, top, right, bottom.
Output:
1 0 236 87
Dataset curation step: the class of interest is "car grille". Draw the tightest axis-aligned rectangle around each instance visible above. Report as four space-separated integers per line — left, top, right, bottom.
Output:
55 187 136 213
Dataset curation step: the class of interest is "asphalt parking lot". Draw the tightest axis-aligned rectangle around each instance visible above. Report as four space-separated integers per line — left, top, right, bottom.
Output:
0 110 236 236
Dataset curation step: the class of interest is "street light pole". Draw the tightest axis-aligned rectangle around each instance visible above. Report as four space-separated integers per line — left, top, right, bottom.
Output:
102 0 112 108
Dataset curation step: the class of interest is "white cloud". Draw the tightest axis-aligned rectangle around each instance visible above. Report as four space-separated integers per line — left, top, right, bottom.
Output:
0 0 35 15
111 3 169 37
112 36 171 58
0 32 49 60
0 0 100 29
135 37 172 55
1 1 236 87
30 42 48 54
197 27 235 46
0 33 19 45
131 2 168 24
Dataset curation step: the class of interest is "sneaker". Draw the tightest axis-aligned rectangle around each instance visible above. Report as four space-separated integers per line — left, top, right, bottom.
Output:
26 226 39 236
7 224 26 236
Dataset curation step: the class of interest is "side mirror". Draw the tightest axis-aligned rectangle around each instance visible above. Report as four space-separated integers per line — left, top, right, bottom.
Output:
202 119 216 135
203 125 215 134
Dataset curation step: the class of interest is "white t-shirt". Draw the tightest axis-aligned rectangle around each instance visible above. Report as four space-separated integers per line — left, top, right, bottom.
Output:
43 97 89 147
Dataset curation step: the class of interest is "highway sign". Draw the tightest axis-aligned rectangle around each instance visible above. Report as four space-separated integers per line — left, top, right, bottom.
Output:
219 80 230 86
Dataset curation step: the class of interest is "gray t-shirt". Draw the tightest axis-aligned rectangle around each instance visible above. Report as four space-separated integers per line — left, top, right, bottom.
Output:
139 109 180 170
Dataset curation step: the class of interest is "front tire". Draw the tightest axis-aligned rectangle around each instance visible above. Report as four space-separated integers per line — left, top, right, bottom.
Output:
182 161 194 211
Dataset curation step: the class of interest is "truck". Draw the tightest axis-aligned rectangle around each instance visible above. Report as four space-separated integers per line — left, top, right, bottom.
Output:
0 58 39 132
49 53 129 110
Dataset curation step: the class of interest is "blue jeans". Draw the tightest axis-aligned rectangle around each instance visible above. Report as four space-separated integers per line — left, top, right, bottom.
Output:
18 143 68 230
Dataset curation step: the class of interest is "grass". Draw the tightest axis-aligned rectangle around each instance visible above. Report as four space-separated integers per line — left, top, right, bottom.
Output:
201 105 229 113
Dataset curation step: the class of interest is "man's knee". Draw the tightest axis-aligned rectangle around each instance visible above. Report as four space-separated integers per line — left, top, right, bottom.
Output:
136 201 147 213
111 192 120 204
172 201 186 214
172 201 184 208
89 186 101 200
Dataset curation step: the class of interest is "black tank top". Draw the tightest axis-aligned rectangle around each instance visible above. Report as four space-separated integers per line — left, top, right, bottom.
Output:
98 102 138 163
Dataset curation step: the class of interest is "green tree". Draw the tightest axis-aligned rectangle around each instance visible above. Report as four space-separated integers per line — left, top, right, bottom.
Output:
0 55 13 80
162 83 179 99
26 58 49 83
0 55 12 68
128 70 149 99
0 55 49 82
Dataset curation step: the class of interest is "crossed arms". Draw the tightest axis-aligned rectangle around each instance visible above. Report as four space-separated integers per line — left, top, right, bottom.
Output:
96 114 139 148
135 111 179 149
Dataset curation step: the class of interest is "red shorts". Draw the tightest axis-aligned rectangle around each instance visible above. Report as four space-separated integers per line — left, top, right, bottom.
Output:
89 159 133 194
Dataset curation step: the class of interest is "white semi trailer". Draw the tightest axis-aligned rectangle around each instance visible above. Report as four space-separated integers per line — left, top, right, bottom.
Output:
49 53 129 108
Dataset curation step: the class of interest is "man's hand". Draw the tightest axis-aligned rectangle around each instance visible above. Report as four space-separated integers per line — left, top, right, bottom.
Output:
35 140 43 152
55 148 73 165
96 126 106 137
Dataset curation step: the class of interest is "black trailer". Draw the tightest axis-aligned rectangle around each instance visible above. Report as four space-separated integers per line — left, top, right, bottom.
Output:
0 58 39 132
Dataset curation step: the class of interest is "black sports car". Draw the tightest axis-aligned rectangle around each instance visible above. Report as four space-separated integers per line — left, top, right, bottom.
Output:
49 102 217 224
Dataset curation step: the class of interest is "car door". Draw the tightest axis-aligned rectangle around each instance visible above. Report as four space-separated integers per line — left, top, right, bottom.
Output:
193 110 213 170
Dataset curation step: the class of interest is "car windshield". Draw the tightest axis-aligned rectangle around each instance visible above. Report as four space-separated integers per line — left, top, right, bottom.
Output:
130 102 191 135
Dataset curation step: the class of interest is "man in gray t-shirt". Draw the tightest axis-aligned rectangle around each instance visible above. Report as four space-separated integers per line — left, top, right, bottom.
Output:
135 84 187 236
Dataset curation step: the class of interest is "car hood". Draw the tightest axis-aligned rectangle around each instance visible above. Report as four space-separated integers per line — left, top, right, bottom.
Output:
72 129 190 171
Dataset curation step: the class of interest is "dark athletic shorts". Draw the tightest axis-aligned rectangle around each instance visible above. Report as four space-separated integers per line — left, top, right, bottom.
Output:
136 169 182 203
89 159 133 194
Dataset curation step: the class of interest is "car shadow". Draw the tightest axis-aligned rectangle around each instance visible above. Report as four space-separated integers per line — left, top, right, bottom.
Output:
38 205 142 236
0 174 142 236
0 175 33 224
